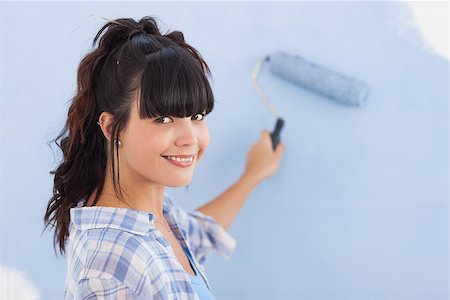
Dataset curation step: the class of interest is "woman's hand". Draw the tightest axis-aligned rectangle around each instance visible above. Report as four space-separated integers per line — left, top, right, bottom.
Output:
242 129 285 186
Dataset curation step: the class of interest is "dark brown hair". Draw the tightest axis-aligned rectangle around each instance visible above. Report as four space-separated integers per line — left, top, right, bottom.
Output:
43 16 215 256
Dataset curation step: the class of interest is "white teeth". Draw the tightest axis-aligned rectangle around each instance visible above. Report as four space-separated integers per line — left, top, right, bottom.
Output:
165 156 193 163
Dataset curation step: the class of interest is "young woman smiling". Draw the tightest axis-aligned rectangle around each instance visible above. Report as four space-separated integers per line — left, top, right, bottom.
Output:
43 16 284 299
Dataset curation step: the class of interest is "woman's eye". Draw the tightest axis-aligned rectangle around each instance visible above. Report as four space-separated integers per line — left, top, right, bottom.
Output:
155 114 205 123
192 113 206 121
155 116 173 124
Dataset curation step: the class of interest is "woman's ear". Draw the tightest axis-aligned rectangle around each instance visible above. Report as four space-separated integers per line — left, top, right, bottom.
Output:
98 112 115 142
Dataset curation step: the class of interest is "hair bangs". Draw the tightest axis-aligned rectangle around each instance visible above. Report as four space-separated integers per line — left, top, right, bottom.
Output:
139 47 214 119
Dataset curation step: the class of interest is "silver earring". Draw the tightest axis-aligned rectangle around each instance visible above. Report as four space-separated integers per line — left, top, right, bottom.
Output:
97 121 101 125
113 139 122 147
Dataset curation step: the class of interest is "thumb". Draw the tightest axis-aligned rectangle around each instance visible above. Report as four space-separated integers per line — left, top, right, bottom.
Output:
261 129 271 144
275 142 285 156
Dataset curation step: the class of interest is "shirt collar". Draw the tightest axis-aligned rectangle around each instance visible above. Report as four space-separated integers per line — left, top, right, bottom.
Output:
70 192 175 236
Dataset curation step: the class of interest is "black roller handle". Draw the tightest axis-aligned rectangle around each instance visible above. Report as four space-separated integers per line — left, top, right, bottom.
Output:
270 117 284 150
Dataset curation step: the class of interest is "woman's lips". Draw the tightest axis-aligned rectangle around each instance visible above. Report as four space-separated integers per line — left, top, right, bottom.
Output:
161 155 195 168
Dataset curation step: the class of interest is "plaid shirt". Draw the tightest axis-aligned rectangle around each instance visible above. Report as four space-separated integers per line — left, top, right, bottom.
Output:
64 192 237 299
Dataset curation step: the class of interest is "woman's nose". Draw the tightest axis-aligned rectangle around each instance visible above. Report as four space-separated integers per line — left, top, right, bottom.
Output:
174 119 197 147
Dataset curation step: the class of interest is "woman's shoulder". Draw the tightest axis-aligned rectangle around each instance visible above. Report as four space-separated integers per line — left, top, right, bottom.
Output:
68 202 171 288
75 227 170 298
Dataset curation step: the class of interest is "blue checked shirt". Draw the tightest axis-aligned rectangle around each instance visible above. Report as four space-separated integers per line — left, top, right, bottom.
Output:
64 192 237 299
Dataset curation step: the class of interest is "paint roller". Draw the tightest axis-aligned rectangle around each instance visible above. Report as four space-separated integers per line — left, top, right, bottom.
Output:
251 50 370 150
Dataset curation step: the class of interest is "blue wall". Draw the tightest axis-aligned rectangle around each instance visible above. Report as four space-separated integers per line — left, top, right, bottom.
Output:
0 1 447 299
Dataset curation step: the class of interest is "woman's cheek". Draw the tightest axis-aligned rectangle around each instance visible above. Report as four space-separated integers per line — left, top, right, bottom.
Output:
198 125 210 162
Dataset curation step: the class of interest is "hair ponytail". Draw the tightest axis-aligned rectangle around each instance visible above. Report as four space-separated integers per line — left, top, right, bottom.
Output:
43 41 110 257
43 16 215 256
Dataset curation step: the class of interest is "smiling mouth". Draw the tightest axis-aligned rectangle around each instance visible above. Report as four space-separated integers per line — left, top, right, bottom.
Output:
162 155 195 163
161 155 196 167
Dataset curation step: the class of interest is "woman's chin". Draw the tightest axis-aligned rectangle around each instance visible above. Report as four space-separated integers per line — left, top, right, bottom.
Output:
164 176 193 187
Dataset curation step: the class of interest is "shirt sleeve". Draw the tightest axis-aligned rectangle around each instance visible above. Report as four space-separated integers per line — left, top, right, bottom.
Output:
75 277 140 300
165 193 237 265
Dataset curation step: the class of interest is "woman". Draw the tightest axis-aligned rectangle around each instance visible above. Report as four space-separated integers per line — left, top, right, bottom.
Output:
43 16 284 299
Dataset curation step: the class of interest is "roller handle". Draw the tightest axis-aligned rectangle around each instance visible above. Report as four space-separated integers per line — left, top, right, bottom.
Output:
270 118 285 150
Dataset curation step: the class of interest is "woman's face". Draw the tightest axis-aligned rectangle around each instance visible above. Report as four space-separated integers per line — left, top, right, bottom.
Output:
118 99 210 187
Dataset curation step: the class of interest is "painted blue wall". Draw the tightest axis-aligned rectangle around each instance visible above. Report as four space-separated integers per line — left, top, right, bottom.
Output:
0 1 447 299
